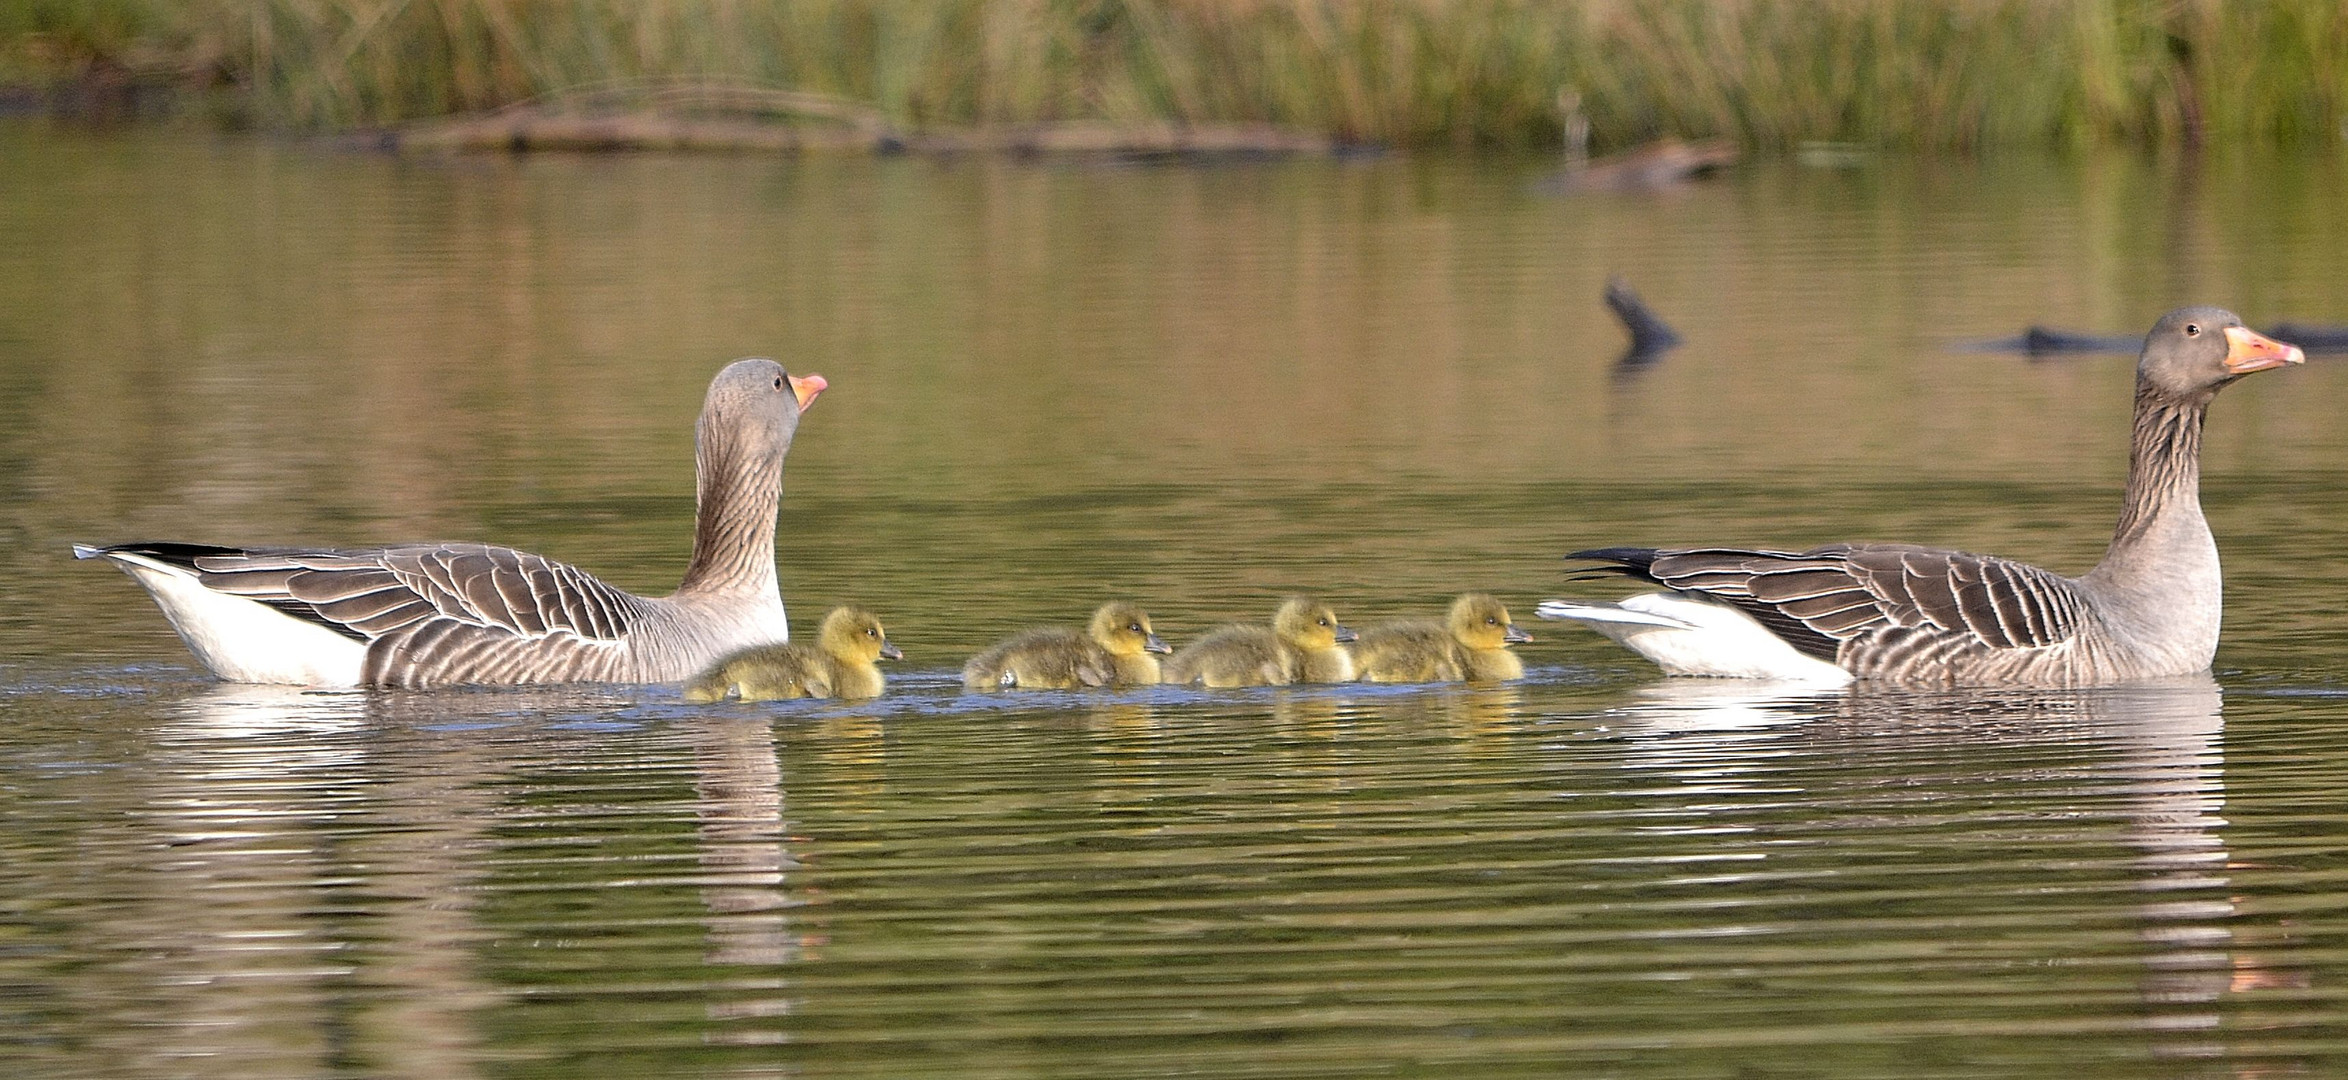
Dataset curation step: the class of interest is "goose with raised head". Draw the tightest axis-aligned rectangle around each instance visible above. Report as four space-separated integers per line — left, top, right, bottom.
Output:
962 601 1169 690
1164 595 1358 687
685 605 900 702
1354 593 1533 683
1539 308 2302 687
75 359 826 688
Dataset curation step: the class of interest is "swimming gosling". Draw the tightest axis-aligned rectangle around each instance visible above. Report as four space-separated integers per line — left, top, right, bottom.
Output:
962 601 1169 690
1163 595 1358 687
1353 593 1532 683
684 606 901 702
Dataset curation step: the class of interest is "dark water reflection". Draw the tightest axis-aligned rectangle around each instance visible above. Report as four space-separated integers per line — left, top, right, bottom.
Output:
6 125 2348 1075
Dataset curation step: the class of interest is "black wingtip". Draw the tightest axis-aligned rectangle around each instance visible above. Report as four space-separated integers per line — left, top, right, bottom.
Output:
1567 546 1661 566
1564 546 1663 582
70 541 252 570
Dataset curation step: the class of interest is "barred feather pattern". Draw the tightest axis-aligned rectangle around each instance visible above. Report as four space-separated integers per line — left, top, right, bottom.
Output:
117 541 767 689
1576 543 2109 686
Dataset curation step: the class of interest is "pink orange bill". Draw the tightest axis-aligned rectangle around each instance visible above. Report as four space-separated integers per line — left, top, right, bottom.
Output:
2223 326 2304 374
789 373 828 410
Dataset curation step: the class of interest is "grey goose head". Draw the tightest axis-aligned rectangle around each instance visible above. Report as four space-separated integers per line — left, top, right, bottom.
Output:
2138 306 2302 402
699 357 827 466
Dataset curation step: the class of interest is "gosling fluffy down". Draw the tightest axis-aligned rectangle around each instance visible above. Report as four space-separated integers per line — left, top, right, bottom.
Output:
962 601 1170 690
1353 593 1531 683
685 606 901 702
1163 595 1357 687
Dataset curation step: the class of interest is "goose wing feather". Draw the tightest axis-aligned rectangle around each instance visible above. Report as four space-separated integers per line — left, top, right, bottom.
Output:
125 542 652 687
1577 544 2086 659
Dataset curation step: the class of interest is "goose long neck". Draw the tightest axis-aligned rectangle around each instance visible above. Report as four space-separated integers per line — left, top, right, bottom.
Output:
676 414 783 598
2092 380 2213 586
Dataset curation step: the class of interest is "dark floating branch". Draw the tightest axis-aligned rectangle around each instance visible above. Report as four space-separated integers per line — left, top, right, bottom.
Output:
1957 323 2348 357
1603 276 1682 373
2264 324 2348 352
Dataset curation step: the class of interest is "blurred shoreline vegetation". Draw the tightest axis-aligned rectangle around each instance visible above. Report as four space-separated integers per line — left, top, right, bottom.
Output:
3 0 2346 152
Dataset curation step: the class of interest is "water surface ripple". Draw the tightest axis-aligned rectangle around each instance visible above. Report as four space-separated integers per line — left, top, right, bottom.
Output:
5 127 2348 1077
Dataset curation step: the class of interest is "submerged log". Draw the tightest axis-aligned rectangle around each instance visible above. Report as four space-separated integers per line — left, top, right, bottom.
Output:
396 92 1353 159
1543 137 1739 193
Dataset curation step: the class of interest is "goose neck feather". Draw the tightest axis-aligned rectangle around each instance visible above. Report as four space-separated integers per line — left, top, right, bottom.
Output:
675 410 786 599
2081 381 2220 667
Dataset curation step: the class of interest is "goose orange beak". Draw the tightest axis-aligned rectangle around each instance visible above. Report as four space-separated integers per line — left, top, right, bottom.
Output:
789 373 828 410
2223 327 2303 374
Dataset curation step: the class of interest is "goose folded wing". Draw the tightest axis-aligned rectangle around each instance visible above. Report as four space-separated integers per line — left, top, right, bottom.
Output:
1588 544 2086 658
189 543 647 645
1830 544 2084 650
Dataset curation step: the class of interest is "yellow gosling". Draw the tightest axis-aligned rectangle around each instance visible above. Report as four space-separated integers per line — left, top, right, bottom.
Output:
1164 595 1357 687
684 606 900 702
962 601 1169 690
1354 593 1530 683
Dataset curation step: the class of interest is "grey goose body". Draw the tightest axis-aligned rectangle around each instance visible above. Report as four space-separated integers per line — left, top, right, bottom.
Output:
77 359 825 689
1540 308 2303 687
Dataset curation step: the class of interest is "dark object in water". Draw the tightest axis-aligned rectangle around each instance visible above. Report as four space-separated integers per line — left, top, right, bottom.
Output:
1959 322 2348 357
1953 327 2143 355
2263 323 2348 352
1604 276 1682 370
1541 137 1739 193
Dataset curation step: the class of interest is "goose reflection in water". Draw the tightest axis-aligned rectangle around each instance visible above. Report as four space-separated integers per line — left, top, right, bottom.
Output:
126 684 504 1080
1594 675 2299 1052
96 683 825 1068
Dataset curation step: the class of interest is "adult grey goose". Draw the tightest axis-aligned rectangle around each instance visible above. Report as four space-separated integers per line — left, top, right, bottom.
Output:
75 359 825 688
1538 307 2302 687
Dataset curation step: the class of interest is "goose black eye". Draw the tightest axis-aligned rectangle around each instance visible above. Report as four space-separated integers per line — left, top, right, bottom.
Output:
2184 324 2200 337
774 375 785 389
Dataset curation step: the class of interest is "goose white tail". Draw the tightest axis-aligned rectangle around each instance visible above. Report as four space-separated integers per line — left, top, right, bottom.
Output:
1538 592 1853 684
80 547 366 686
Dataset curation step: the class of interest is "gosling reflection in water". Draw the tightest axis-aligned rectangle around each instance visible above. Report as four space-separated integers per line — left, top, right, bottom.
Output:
686 606 900 702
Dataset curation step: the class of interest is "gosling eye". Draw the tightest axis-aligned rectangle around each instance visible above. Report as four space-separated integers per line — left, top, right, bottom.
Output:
1486 616 1499 625
2184 323 2201 337
1128 623 1142 633
1316 618 1329 627
865 628 878 637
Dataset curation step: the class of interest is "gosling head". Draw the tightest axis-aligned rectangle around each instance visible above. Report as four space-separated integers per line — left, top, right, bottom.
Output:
818 605 901 664
2137 306 2300 402
1088 601 1169 657
1273 595 1355 650
1446 593 1532 651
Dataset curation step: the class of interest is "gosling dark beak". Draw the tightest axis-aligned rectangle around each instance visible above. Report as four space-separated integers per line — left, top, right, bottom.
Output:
1333 624 1358 643
2223 326 2303 374
1503 625 1533 645
878 641 903 661
1145 633 1171 654
789 372 829 410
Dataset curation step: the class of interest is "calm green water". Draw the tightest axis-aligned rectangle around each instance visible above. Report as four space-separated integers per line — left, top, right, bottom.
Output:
6 124 2348 1077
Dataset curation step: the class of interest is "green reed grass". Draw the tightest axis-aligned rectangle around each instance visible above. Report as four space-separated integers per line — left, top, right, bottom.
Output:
6 0 2347 150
